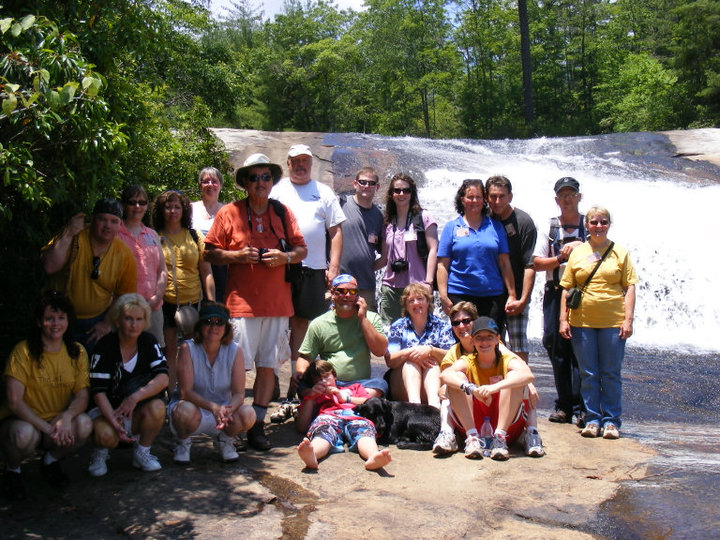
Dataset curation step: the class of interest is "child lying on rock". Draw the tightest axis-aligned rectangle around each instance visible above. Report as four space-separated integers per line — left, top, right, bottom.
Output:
296 361 392 471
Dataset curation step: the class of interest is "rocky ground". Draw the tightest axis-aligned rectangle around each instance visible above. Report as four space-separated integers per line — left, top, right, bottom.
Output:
1 358 654 539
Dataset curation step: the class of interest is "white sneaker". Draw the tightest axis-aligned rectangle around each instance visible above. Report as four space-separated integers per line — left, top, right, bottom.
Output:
173 438 191 465
524 430 545 457
88 448 109 477
432 431 458 455
216 432 239 463
132 447 162 472
464 435 484 459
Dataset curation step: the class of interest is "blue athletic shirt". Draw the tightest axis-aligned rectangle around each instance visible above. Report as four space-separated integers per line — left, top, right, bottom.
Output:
438 215 509 297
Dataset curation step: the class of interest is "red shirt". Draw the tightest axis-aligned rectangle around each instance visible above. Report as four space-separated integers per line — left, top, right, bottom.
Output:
205 201 305 317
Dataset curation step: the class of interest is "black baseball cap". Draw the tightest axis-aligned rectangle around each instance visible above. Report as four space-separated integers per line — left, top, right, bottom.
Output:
471 316 500 336
554 177 580 193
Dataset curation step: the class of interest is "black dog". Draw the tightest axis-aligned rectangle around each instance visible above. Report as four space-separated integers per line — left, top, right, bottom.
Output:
354 397 440 450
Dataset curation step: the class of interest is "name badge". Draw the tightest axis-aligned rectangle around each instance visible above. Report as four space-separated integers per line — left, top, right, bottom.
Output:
455 226 470 238
404 229 417 242
504 223 517 237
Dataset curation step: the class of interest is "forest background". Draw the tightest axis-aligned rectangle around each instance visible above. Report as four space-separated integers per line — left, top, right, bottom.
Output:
1 0 718 354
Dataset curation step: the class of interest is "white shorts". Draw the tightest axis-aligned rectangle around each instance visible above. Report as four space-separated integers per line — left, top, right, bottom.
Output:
88 406 133 435
231 317 289 370
167 401 221 438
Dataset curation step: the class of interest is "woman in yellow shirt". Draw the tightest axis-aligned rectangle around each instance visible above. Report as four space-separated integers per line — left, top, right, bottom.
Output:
559 206 637 439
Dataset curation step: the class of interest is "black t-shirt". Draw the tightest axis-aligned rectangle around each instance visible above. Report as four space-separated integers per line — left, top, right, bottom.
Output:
500 207 537 298
90 332 168 408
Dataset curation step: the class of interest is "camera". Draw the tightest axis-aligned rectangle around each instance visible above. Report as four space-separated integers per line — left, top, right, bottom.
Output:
391 258 409 272
257 248 268 260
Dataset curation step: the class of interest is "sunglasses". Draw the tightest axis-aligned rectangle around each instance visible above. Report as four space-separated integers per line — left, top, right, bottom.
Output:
202 318 225 327
451 318 473 327
91 256 101 280
333 287 358 296
392 187 412 195
248 173 273 183
125 199 148 207
357 179 378 187
589 219 609 226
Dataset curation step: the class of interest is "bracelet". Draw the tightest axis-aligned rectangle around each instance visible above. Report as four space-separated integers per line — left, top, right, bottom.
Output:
286 252 292 264
461 382 478 395
556 254 563 264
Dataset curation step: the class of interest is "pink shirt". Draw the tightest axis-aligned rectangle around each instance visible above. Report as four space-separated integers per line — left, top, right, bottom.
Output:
117 222 164 311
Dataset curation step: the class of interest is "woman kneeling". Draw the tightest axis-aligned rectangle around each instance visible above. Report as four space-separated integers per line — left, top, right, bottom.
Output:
88 294 169 477
169 302 255 464
441 316 535 461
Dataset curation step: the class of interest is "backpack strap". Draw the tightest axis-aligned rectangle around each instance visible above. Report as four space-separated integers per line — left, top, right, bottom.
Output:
411 211 428 264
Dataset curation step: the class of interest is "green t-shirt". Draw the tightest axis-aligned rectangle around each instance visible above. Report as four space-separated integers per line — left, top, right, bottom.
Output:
299 309 385 381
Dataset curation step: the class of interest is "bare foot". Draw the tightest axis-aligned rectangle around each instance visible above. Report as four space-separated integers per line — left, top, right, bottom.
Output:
298 437 319 469
364 448 392 470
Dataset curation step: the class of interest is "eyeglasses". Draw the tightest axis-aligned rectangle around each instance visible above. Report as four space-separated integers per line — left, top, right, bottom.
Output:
333 287 358 296
392 188 411 195
125 199 148 207
202 318 225 327
357 179 378 187
451 318 473 327
91 256 101 280
248 173 273 183
556 193 578 200
589 219 609 226
200 178 220 186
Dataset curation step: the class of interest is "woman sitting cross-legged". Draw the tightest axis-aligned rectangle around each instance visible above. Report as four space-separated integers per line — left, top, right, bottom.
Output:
296 361 392 471
169 302 255 464
440 316 540 461
87 293 169 477
384 283 454 408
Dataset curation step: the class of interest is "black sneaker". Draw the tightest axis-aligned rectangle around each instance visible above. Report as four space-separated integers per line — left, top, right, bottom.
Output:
3 470 26 501
41 460 69 488
247 421 271 451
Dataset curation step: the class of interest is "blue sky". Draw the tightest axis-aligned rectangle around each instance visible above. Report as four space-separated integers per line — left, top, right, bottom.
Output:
210 0 366 20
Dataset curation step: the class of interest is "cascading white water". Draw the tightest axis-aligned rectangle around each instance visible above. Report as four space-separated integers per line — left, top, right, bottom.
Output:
361 133 720 352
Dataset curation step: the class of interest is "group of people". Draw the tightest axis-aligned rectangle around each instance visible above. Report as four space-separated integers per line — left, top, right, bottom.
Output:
1 142 637 496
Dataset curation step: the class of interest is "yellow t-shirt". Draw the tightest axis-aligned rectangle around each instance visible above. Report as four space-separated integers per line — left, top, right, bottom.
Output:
0 341 89 422
161 229 205 304
441 347 514 386
44 229 137 318
560 241 638 328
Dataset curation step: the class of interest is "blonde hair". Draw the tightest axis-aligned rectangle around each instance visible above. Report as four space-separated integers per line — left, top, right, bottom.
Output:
585 205 611 225
109 294 151 331
400 282 433 317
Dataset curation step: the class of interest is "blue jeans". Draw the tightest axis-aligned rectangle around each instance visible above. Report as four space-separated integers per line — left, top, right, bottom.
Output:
570 327 626 428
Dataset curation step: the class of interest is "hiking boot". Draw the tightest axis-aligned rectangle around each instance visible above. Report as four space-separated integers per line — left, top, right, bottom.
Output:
88 448 110 477
602 423 620 439
464 435 484 459
548 410 572 424
247 421 271 451
581 423 600 438
173 438 192 465
234 435 247 452
215 432 240 463
489 434 510 461
132 446 162 472
575 412 586 428
41 460 69 488
432 431 458 455
3 470 26 501
523 430 545 458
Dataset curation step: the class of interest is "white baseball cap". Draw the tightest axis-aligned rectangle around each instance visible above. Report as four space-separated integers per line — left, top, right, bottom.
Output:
288 144 313 158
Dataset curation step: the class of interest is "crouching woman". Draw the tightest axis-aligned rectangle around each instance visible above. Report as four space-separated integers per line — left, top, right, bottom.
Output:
87 294 169 477
0 291 92 499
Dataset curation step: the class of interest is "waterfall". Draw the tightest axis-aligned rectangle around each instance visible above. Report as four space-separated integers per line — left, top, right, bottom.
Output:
338 132 720 353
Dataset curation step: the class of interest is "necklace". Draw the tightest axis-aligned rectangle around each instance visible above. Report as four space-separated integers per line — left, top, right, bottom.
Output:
255 216 264 233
